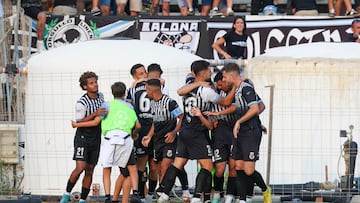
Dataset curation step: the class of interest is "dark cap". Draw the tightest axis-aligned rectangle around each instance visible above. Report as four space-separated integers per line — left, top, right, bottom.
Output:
146 78 161 87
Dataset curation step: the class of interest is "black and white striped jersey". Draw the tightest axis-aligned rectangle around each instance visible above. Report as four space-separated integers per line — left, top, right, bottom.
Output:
151 94 183 143
126 82 153 127
182 86 220 130
75 92 104 145
234 81 260 129
210 90 238 125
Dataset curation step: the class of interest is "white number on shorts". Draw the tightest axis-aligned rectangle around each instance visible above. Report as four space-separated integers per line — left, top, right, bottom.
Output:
76 147 84 157
139 92 150 112
214 149 220 158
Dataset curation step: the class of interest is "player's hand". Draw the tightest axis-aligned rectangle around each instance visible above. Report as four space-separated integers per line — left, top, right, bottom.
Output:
132 133 139 140
191 107 202 117
203 111 218 116
160 78 165 86
213 120 219 128
165 132 175 143
223 53 232 59
71 120 77 128
95 108 107 117
233 120 240 138
131 78 147 87
142 135 151 147
261 125 267 134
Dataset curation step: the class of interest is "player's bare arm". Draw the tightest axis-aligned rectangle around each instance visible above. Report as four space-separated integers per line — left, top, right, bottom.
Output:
191 107 213 130
71 116 101 128
233 103 259 138
203 104 236 116
177 81 210 96
142 123 155 147
165 114 183 143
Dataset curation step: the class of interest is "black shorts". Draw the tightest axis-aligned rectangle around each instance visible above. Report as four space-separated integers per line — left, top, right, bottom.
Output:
127 149 137 165
176 128 213 160
23 6 42 19
231 127 261 161
134 125 152 157
73 137 100 165
153 140 176 163
212 121 233 163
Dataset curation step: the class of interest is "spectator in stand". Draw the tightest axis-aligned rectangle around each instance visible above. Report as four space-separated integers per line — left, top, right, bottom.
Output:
129 0 142 16
291 0 318 16
51 0 77 15
149 0 170 16
21 0 47 52
328 0 357 16
0 0 4 18
356 0 360 13
209 0 235 16
91 0 102 15
250 0 278 15
344 19 360 42
212 16 248 59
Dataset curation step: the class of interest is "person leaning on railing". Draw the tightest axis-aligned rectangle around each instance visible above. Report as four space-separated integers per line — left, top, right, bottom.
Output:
212 16 248 60
21 0 47 52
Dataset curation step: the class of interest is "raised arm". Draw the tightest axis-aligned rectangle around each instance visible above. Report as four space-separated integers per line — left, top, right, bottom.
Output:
177 81 210 96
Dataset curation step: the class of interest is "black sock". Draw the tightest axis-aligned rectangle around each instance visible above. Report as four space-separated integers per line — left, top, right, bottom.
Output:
213 175 224 192
226 176 237 196
80 187 90 200
194 168 212 199
65 180 75 193
177 169 189 190
246 174 254 197
162 165 180 195
148 178 157 194
133 190 139 196
105 194 111 200
236 170 247 200
138 170 145 198
204 169 212 202
251 170 267 192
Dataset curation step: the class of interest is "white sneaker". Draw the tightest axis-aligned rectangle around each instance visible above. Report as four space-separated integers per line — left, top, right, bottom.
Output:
182 189 192 202
91 7 102 16
224 194 234 203
36 40 45 52
210 8 222 16
226 8 235 16
157 193 169 203
144 194 153 203
190 197 202 203
346 9 358 16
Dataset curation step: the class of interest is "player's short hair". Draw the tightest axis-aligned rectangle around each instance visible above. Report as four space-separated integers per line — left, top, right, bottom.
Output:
147 63 163 75
130 63 145 76
146 78 161 88
222 63 241 75
213 71 223 82
191 60 210 76
79 71 98 90
111 81 127 98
